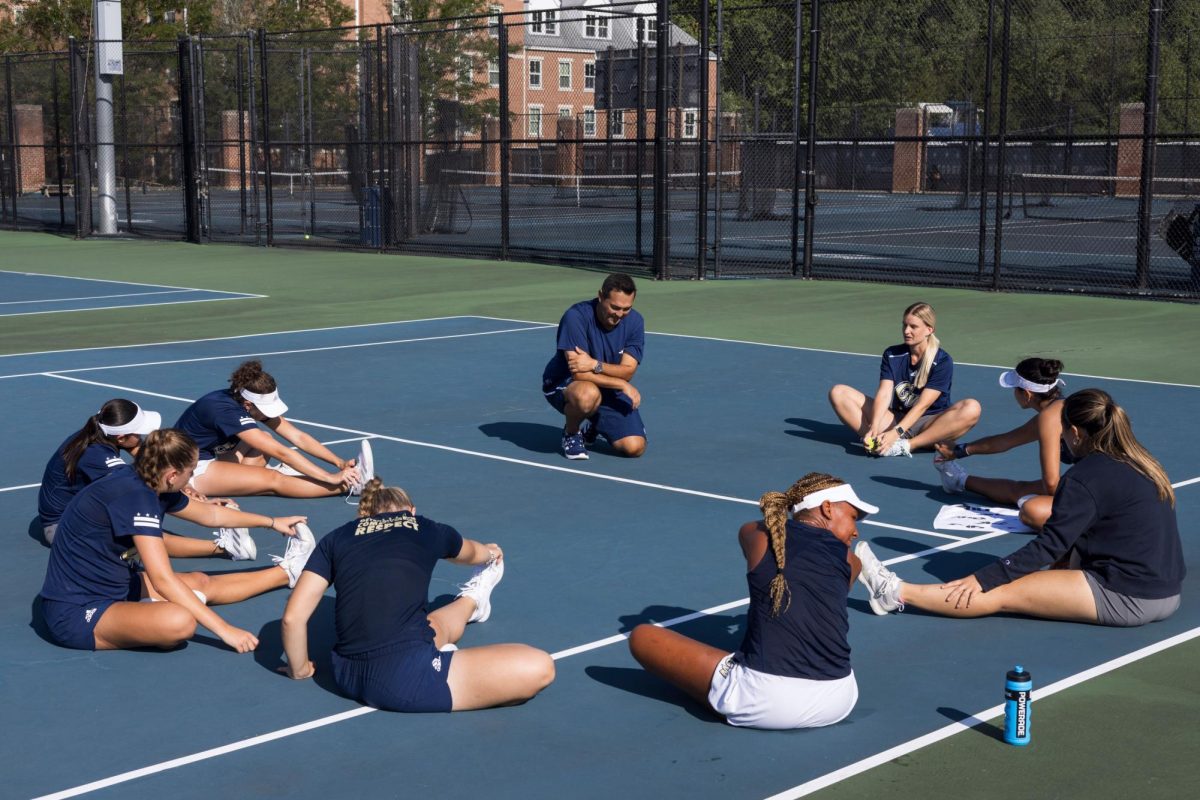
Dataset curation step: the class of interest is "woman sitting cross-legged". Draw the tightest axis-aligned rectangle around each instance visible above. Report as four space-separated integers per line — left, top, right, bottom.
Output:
856 389 1184 628
279 477 555 712
628 473 878 729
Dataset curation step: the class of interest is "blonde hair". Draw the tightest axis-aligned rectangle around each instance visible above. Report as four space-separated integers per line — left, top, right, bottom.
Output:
903 302 939 389
758 472 846 617
357 477 414 517
1063 389 1174 505
134 429 198 487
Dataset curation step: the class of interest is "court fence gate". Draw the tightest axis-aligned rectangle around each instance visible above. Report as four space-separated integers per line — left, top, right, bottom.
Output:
1 1 1198 301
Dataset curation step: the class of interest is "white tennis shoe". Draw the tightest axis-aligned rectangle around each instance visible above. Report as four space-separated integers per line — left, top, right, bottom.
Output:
878 438 912 457
348 440 375 498
854 541 904 615
214 527 257 561
458 558 505 623
273 523 316 588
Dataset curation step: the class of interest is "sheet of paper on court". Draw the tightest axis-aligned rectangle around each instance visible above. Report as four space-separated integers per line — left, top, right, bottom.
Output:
933 503 1034 534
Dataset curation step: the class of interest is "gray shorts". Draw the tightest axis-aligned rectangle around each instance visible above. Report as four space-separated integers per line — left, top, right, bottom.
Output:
1084 571 1181 627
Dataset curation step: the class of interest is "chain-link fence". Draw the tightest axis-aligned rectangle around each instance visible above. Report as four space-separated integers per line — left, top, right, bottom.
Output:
2 1 1198 299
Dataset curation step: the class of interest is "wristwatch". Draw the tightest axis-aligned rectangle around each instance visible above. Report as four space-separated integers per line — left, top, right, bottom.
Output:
895 426 912 439
592 361 604 374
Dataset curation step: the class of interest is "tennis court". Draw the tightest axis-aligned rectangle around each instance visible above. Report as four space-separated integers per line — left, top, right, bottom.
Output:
0 232 1197 799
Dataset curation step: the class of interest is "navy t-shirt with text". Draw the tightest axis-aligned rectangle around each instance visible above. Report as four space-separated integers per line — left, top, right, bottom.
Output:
878 344 953 414
38 435 130 525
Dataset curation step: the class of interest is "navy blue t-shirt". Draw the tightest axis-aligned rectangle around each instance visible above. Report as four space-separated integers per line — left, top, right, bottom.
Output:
541 299 646 389
303 510 465 656
38 434 130 525
976 453 1185 598
174 389 259 460
40 469 188 606
878 344 953 414
737 520 852 680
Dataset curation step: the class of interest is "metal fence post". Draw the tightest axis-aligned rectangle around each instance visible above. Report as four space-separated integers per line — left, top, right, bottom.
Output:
802 0 820 279
178 36 201 243
499 19 511 259
1135 0 1163 290
976 0 996 279
653 0 670 279
258 28 275 246
697 0 710 280
69 37 93 237
990 0 1012 292
789 0 802 276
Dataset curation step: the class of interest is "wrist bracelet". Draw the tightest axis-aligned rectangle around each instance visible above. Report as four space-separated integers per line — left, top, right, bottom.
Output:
953 443 970 459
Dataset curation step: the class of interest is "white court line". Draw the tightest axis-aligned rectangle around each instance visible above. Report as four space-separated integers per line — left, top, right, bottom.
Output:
766 625 1200 799
0 325 554 380
0 268 236 293
30 528 1009 800
36 373 957 541
3 313 1197 389
0 289 196 306
0 295 266 319
0 315 490 359
0 483 40 493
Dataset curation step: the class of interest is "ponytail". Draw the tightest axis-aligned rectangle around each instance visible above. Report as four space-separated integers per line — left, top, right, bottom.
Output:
903 302 939 389
61 399 138 481
134 429 199 489
357 477 413 517
1063 389 1174 505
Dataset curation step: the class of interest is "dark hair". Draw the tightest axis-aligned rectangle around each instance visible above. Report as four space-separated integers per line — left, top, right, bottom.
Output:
1062 389 1173 504
134 429 199 488
61 399 138 482
758 472 847 617
600 273 637 298
228 360 276 397
1015 357 1065 399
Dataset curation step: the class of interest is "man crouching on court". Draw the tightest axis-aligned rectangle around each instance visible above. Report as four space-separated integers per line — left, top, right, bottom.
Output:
541 272 647 460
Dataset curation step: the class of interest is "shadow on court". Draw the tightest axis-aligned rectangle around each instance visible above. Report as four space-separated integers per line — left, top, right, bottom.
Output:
479 421 565 455
783 418 861 454
26 516 48 548
255 596 339 694
870 474 948 501
864 535 1000 582
938 706 1006 742
585 665 726 724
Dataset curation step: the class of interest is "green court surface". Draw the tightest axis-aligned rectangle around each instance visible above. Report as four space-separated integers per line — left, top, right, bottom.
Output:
1 229 1197 798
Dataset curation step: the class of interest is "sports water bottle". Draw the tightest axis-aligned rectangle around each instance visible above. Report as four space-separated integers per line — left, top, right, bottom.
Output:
1003 665 1032 746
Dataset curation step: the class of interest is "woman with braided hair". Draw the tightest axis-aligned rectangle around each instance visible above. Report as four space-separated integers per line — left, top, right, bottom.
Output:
628 473 878 729
279 477 555 713
857 389 1184 627
931 357 1069 529
829 302 980 457
174 360 370 499
38 429 315 653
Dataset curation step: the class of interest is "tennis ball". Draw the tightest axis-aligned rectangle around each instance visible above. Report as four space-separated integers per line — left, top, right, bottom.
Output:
864 436 879 453
303 234 311 240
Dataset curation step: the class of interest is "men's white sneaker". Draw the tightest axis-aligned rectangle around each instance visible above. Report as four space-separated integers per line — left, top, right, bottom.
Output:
854 541 904 615
273 523 316 588
457 558 505 623
214 527 257 561
878 438 912 457
935 458 968 493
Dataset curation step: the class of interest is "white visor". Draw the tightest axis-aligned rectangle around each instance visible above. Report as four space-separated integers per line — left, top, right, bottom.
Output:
998 370 1064 394
98 405 162 437
241 388 288 418
790 484 880 520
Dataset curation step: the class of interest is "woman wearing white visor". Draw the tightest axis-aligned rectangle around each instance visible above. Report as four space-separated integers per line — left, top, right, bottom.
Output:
38 399 253 560
932 358 1067 530
628 474 875 729
174 360 371 499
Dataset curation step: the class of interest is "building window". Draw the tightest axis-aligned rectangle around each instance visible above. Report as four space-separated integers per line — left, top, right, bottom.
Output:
529 58 542 88
528 106 543 137
558 60 571 90
558 106 573 118
488 59 500 88
488 5 502 37
637 17 657 43
530 10 557 35
610 111 624 137
584 13 610 40
682 108 698 139
583 108 596 137
584 61 595 91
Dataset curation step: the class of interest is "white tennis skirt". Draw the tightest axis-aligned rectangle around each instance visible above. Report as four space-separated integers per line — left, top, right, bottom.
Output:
708 654 858 730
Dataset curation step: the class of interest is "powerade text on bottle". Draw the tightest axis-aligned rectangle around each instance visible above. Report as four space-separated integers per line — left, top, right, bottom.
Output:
1004 666 1032 746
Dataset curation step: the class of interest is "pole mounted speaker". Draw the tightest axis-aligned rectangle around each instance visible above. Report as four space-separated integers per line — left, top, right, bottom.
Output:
95 0 124 75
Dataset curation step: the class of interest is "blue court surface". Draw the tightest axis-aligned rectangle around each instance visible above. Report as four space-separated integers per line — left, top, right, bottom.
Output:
2 316 1196 799
0 271 263 316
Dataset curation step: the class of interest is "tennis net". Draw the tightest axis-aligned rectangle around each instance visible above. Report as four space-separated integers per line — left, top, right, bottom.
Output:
1015 172 1200 222
436 169 743 211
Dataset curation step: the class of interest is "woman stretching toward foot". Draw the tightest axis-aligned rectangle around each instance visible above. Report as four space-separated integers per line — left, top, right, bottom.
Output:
932 358 1068 529
279 478 555 712
628 473 877 729
856 389 1184 627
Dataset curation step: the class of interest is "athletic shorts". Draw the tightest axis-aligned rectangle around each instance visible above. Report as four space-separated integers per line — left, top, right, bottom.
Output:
38 576 144 651
543 381 647 444
707 653 858 730
331 639 455 713
188 458 216 489
42 523 58 546
1083 572 1181 627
